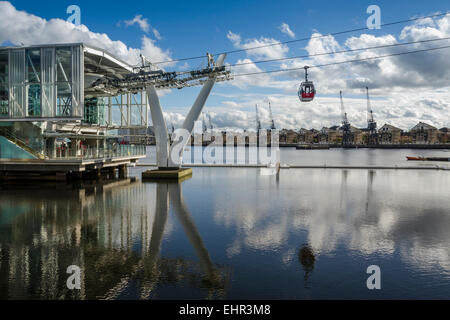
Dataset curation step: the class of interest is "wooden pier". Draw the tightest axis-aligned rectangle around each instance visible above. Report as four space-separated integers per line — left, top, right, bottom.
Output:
0 154 145 181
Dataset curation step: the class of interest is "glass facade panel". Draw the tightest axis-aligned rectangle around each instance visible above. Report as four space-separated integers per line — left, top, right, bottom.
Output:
84 97 106 125
72 45 82 117
141 91 148 127
56 48 72 117
110 96 123 127
42 84 54 117
56 48 72 82
130 92 146 126
26 49 41 83
130 105 142 126
26 49 41 116
10 50 25 118
41 48 55 117
27 84 41 116
0 51 8 117
57 82 72 117
106 92 147 128
121 94 129 126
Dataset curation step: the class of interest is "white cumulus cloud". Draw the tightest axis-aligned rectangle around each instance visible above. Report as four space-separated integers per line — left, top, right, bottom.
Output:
227 31 289 60
0 2 172 66
124 14 150 33
279 23 296 38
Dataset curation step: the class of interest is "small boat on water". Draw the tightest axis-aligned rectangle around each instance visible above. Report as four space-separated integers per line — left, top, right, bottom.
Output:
406 156 425 161
427 157 450 162
407 156 450 162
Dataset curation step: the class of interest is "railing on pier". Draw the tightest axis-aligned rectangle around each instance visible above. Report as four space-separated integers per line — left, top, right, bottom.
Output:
46 144 147 161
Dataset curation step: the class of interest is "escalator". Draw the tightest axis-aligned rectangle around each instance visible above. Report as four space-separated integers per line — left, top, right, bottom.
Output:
0 127 45 160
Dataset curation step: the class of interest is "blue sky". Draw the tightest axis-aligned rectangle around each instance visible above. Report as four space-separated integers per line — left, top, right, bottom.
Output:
3 0 450 130
10 0 448 59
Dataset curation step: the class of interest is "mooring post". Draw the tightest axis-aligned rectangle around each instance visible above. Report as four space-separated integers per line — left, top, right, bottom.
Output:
118 165 128 179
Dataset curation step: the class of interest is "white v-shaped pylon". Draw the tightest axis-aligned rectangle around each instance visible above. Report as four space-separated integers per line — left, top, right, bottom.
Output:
146 54 227 169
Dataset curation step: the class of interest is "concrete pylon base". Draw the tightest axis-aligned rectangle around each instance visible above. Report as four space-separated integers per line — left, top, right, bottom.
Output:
142 168 193 181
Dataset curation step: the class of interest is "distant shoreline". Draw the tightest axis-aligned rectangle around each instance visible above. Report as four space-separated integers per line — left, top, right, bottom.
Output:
302 144 450 150
144 143 450 150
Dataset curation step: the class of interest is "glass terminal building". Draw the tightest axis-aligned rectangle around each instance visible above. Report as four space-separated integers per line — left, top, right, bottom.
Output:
0 43 147 177
0 43 148 126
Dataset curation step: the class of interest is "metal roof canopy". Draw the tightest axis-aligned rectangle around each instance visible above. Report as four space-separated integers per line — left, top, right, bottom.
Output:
82 44 135 97
0 42 132 73
0 42 133 98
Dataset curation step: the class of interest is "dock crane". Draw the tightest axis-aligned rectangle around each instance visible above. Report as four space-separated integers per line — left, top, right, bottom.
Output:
207 113 214 134
366 87 378 145
201 112 213 145
340 91 353 146
255 104 263 147
268 101 276 131
202 113 208 135
255 105 262 134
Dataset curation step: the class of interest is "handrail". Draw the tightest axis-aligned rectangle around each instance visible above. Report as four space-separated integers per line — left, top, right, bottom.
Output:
1 127 147 161
45 144 146 160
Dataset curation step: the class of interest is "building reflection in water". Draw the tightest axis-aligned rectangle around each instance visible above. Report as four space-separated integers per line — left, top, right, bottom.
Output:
0 179 229 300
2 167 450 299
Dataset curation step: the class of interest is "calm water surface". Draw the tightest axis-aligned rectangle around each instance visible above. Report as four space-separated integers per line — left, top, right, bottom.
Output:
0 149 450 299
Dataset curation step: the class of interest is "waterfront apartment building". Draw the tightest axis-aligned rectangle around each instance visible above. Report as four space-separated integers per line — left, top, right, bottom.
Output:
280 129 300 144
298 128 314 144
351 126 365 145
410 122 439 144
317 127 338 145
276 121 448 146
377 124 403 144
438 128 450 144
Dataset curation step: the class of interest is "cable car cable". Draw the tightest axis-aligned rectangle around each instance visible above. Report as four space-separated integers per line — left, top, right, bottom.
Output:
218 11 450 57
232 44 450 77
228 36 450 68
150 11 450 65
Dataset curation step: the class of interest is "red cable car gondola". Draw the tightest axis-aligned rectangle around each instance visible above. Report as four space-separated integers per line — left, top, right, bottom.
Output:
298 66 316 103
